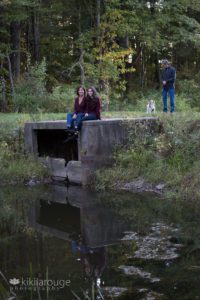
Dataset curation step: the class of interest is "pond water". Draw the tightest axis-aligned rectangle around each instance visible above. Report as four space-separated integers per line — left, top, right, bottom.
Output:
1 184 200 300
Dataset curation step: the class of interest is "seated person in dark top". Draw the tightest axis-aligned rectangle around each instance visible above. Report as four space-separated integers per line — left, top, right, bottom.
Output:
77 86 101 130
66 86 87 131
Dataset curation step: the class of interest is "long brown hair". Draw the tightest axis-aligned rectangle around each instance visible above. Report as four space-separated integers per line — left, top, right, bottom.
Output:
86 87 101 118
76 86 86 96
87 87 99 105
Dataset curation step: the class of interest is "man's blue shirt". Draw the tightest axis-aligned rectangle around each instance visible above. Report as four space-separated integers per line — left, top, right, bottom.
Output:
161 66 176 89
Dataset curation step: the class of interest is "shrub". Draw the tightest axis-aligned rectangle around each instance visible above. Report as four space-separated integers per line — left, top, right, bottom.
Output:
96 112 200 202
0 115 49 185
12 57 78 114
43 84 75 113
13 58 48 113
180 78 200 111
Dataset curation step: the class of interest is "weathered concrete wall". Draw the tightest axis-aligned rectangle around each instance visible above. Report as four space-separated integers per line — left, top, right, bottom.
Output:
24 117 159 184
80 117 159 167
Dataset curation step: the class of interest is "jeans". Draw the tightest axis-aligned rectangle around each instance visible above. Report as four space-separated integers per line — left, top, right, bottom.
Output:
162 87 175 112
66 112 85 129
79 114 97 130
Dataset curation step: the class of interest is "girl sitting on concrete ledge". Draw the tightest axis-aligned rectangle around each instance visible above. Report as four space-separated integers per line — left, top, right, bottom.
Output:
66 86 87 131
77 86 101 131
65 86 101 144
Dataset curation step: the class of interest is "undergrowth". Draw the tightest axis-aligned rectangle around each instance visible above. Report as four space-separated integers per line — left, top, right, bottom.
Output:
0 114 52 186
95 112 200 202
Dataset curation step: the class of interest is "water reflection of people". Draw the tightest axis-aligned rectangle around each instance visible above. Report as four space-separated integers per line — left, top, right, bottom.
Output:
71 239 106 279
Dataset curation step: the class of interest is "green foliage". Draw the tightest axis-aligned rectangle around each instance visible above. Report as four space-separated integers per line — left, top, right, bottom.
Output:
0 156 49 185
0 113 50 186
1 0 200 110
124 89 192 113
14 58 48 112
96 112 200 202
12 59 76 113
180 77 200 111
43 84 75 113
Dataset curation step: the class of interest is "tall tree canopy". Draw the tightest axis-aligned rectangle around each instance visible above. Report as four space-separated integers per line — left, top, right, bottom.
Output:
1 0 200 111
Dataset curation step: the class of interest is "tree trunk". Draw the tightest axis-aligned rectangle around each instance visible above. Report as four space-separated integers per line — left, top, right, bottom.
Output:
125 34 129 48
154 53 160 88
96 0 101 27
140 48 145 88
26 19 31 57
96 0 107 97
10 21 21 81
80 48 85 85
78 6 85 85
0 75 6 112
149 0 159 88
32 11 40 62
7 54 15 99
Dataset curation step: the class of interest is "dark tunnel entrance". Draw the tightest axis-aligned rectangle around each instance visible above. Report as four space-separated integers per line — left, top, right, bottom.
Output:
37 129 78 163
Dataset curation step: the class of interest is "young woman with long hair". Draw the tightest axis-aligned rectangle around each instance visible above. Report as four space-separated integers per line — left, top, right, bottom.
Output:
66 86 87 130
78 87 101 129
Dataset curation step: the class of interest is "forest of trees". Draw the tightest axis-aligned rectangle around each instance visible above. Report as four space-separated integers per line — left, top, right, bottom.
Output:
1 0 200 112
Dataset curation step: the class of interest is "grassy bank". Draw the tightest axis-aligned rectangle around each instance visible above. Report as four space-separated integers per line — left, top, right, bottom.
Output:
95 112 200 202
1 111 150 186
1 111 200 203
0 111 141 186
0 113 66 186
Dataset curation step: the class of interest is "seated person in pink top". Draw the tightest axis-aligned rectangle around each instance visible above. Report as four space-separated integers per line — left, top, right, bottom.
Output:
66 86 87 131
78 87 101 130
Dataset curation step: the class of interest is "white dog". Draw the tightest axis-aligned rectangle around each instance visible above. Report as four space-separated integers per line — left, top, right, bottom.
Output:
146 100 156 113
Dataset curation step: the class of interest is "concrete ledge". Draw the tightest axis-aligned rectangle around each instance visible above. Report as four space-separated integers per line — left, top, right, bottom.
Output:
25 120 67 130
24 117 158 129
24 117 160 184
82 117 158 126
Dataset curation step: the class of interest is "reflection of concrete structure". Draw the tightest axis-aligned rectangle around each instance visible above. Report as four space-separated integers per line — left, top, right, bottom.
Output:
28 185 129 248
24 118 159 184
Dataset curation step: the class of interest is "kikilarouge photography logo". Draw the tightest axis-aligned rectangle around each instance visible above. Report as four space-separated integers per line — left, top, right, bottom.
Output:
9 277 71 292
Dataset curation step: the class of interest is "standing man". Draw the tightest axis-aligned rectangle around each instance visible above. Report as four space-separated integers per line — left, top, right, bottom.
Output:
161 59 176 113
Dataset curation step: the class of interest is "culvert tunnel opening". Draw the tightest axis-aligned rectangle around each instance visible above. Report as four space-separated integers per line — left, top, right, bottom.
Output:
37 129 78 163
